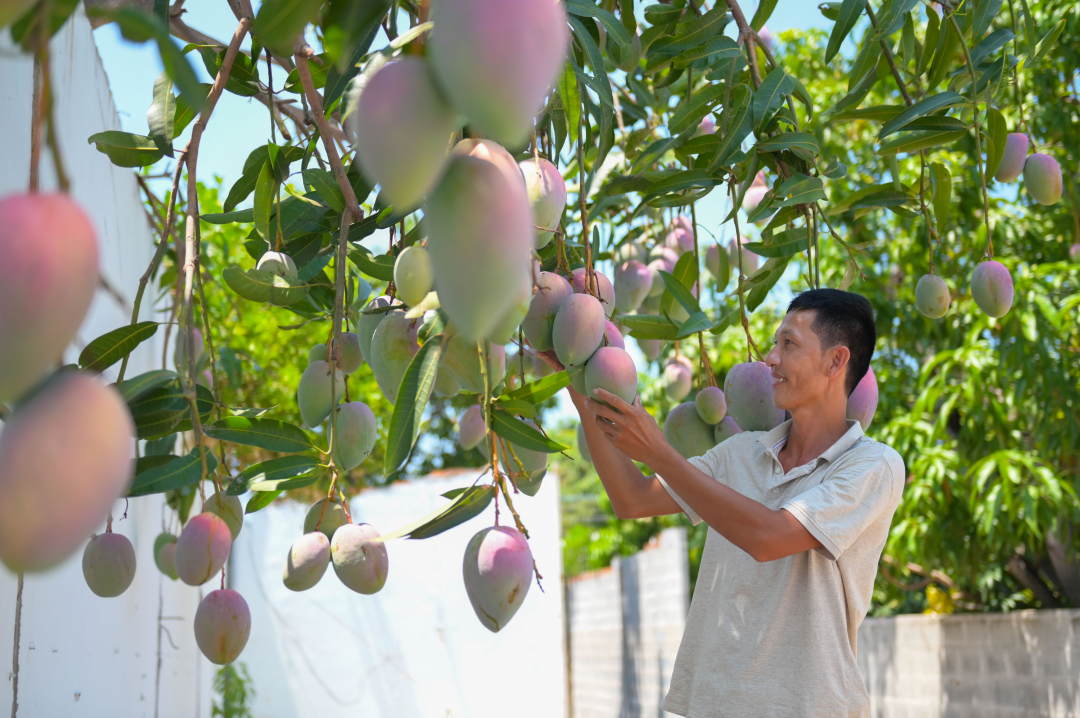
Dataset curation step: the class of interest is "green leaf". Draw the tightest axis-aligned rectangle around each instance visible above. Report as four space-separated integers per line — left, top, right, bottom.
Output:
557 62 581 148
822 159 848 178
11 0 79 50
227 455 320 495
128 449 218 497
505 371 572 404
492 398 538 418
565 0 632 46
873 0 920 38
129 381 187 439
876 129 966 155
743 228 810 258
824 64 879 117
225 146 269 212
246 490 282 513
347 245 395 282
201 209 254 224
204 416 314 453
931 162 952 228
971 0 1003 41
253 161 277 242
147 71 176 154
253 0 322 56
826 0 866 63
659 269 702 316
642 169 719 200
656 6 728 55
672 36 742 69
614 314 678 340
117 370 179 403
744 258 789 312
879 91 965 138
916 9 940 77
87 131 164 168
749 0 777 30
377 485 496 541
676 311 714 338
384 338 444 475
222 266 309 306
754 132 821 156
927 16 961 89
984 106 1007 181
668 85 725 136
568 17 614 110
832 105 904 122
753 66 796 130
172 83 210 136
303 169 346 214
490 411 567 453
170 383 216 435
709 85 754 171
850 189 917 209
970 28 1015 68
79 322 159 372
893 115 968 133
1030 18 1065 67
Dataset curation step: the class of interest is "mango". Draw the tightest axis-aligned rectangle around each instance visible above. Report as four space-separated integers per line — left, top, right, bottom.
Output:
350 57 458 209
429 0 568 145
499 433 547 497
1071 244 1080 264
175 513 232 586
614 260 652 313
458 405 487 450
1023 153 1062 205
308 343 329 365
440 333 506 394
522 271 574 352
705 244 730 291
336 332 363 374
426 154 533 341
637 338 662 362
82 532 137 598
204 492 243 541
282 531 330 592
846 366 878 431
304 499 350 542
647 257 673 298
297 360 344 428
331 523 389 594
451 139 526 191
394 246 434 307
0 372 134 572
994 132 1028 183
713 416 743 444
0 193 98 404
194 589 251 665
567 363 588 395
256 251 297 278
357 296 393 361
332 401 378 471
462 526 533 632
664 401 715 459
577 423 592 463
585 347 638 407
369 309 420 403
662 360 692 402
695 386 727 424
520 157 566 248
570 268 616 318
603 320 625 349
552 293 606 367
724 361 785 432
174 327 205 372
915 274 951 318
486 277 532 345
154 532 178 580
696 115 716 135
970 260 1014 318
615 241 647 265
665 226 694 254
531 354 554 377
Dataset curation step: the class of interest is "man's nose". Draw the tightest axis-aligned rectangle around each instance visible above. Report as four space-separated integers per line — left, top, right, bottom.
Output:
764 345 780 367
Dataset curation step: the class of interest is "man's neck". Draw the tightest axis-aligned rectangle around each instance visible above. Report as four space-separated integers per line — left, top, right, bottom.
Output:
779 400 851 471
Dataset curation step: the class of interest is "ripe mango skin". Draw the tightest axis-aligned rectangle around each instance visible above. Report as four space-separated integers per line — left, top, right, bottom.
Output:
282 532 330 592
614 260 652 314
0 193 99 404
304 499 350 542
847 366 879 431
332 401 378 471
351 58 458 209
662 361 692 402
713 416 743 444
994 133 1028 183
522 272 574 352
915 274 951 319
458 405 487 450
369 310 419 404
552 294 606 368
570 268 617 318
970 260 1014 318
204 492 243 541
462 526 533 633
1023 153 1062 206
585 347 639 408
0 372 134 573
663 402 716 459
175 513 232 586
194 589 251 665
426 155 534 342
82 532 137 598
331 523 389 595
724 361 785 432
520 157 566 249
429 0 568 146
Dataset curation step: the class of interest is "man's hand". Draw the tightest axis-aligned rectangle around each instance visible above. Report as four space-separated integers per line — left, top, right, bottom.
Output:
585 388 668 468
533 348 565 374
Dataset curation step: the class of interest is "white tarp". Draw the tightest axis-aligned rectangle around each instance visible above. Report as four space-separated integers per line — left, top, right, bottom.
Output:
232 468 569 718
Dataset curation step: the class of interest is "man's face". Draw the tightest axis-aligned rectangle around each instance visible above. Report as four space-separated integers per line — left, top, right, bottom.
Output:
764 310 845 411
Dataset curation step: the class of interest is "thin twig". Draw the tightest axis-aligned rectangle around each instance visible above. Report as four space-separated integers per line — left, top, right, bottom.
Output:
865 4 915 107
10 572 23 718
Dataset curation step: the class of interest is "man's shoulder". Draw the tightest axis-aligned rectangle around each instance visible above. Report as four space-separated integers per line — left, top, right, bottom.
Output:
839 435 906 489
700 430 768 460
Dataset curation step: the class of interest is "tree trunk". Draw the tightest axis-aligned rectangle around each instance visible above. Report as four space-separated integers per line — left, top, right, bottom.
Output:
1007 554 1061 608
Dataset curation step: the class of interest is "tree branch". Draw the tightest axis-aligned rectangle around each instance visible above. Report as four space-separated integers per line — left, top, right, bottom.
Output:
724 0 761 88
864 4 915 107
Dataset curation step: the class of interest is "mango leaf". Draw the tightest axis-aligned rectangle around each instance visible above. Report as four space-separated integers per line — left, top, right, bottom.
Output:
147 71 176 155
568 17 614 110
672 36 742 69
253 161 277 241
822 159 847 178
222 266 309 306
117 370 179 403
709 85 754 170
660 252 699 316
614 314 678 340
984 106 1007 181
753 66 796 130
87 131 164 168
894 115 968 133
931 162 952 228
669 85 725 136
879 91 965 138
749 0 777 30
676 311 713 339
80 322 159 372
832 105 904 122
971 0 1003 42
825 0 866 63
642 170 718 201
661 6 728 55
876 129 966 156
384 338 444 475
744 258 789 312
557 61 581 148
129 381 187 439
873 0 920 38
927 18 962 89
505 371 572 404
226 455 320 495
204 416 312 453
824 63 879 117
303 169 346 214
850 189 916 209
492 398 537 418
376 484 496 541
348 245 395 281
970 27 1015 68
253 0 322 56
128 449 218 497
172 83 210 136
743 228 810 258
246 490 283 514
754 132 821 156
201 208 255 224
170 383 215 434
490 411 567 453
1030 18 1066 67
10 0 79 50
564 0 632 46
659 269 702 316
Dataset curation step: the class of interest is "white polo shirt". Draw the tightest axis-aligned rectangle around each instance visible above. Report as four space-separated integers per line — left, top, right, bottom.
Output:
657 419 905 717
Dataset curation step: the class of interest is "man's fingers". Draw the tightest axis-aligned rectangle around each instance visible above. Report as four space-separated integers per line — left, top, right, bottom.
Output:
585 397 622 423
593 414 617 436
591 388 635 414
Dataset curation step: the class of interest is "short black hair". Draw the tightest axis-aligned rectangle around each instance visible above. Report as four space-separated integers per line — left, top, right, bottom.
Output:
786 289 876 396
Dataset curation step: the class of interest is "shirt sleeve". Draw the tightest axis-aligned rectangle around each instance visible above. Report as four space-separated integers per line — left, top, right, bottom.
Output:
655 444 730 526
781 446 905 561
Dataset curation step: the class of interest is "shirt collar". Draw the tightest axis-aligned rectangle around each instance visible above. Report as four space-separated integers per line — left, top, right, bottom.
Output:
759 419 866 466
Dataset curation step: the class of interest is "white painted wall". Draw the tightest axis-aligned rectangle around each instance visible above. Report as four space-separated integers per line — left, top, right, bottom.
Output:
0 7 212 717
232 468 569 718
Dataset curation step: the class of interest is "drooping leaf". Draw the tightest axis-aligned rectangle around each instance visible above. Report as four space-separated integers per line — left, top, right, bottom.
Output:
873 0 920 38
347 245 396 282
246 490 283 514
490 411 567 453
749 0 777 30
303 169 346 214
825 0 866 63
253 161 278 242
128 381 188 439
754 132 821 156
204 416 314 453
615 314 678 340
876 129 966 156
226 455 321 495
879 91 965 138
743 228 811 258
676 311 714 339
384 338 444 475
87 131 164 168
668 85 725 136
147 71 176 155
117 370 180 403
565 0 632 46
984 106 1008 181
1030 18 1066 68
222 266 309 306
931 162 952 228
672 36 742 69
128 449 218 497
568 17 614 111
744 258 789 312
505 372 572 405
709 84 754 171
971 0 1003 42
969 27 1015 68
659 266 701 317
753 66 796 130
376 484 496 541
79 322 159 372
253 0 322 56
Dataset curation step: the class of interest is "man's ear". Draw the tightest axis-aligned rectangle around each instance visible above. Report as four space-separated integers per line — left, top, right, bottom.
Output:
825 345 850 381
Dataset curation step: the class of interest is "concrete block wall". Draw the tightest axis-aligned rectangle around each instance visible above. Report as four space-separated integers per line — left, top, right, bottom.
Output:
567 527 688 718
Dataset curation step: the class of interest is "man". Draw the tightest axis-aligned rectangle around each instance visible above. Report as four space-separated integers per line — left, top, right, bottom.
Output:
544 288 904 717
